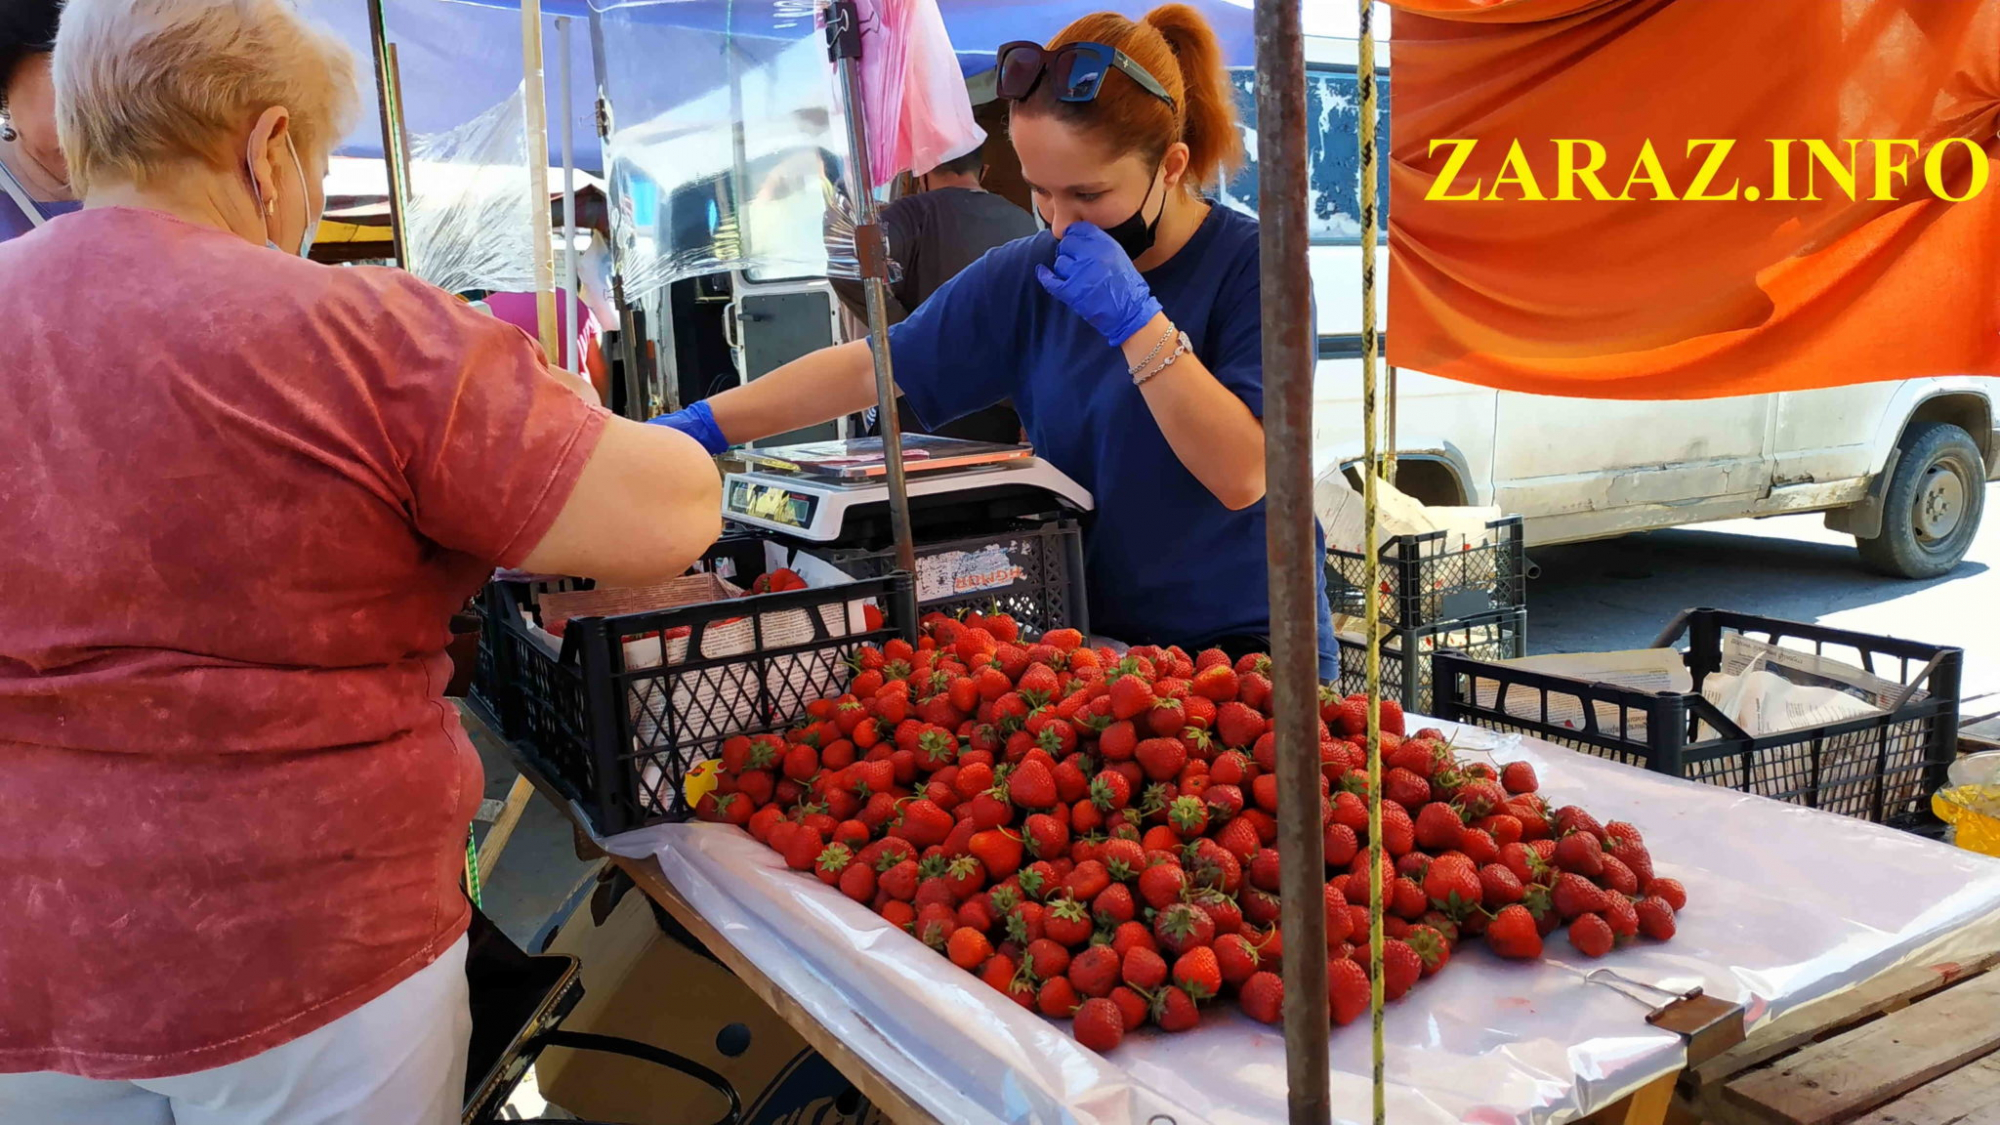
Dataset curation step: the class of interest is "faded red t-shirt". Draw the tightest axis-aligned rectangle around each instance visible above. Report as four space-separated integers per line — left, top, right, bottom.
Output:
0 208 607 1079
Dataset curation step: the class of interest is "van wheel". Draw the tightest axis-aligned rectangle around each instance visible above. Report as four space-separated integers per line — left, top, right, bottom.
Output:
1855 421 1986 579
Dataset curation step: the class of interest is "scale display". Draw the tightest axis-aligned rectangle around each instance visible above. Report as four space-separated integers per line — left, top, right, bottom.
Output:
725 478 819 530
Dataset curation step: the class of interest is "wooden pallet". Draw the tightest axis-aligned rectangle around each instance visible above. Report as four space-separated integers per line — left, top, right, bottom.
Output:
1681 951 2000 1125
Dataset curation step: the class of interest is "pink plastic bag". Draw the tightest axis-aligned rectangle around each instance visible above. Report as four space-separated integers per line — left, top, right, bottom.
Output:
852 0 986 185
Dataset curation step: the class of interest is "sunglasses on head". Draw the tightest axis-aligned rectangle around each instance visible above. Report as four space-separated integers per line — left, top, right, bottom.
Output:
995 41 1176 111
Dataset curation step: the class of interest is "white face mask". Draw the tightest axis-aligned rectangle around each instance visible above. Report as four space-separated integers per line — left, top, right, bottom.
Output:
247 135 318 258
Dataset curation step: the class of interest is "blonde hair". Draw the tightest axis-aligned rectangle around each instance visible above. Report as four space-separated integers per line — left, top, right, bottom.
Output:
53 0 358 194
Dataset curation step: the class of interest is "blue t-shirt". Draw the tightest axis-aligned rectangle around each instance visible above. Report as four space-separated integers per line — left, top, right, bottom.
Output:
888 203 1338 676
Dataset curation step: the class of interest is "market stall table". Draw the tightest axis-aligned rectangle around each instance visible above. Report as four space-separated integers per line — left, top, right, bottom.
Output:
466 703 2000 1125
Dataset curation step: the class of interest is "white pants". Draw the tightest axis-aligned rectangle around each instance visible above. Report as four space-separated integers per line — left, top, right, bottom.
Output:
0 936 470 1125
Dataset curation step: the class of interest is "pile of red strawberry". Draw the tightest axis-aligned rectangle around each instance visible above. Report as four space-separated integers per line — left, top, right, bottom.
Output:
695 611 1687 1053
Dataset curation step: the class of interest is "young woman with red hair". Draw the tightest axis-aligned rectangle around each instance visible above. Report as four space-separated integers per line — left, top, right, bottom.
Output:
656 4 1336 673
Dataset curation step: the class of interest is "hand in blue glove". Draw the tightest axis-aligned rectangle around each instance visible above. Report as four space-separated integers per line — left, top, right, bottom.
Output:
1035 222 1164 346
646 399 729 455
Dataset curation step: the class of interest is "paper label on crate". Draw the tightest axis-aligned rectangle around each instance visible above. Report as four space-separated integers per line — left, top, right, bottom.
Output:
917 545 1025 602
683 758 721 808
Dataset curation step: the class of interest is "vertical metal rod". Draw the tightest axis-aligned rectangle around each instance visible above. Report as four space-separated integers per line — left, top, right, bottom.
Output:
829 1 918 579
520 0 558 361
558 16 580 374
1256 2 1331 1123
1385 365 1398 484
1356 5 1389 1125
365 0 409 267
586 9 648 417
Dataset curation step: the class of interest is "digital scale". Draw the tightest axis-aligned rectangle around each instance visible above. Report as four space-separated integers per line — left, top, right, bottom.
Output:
722 435 1093 547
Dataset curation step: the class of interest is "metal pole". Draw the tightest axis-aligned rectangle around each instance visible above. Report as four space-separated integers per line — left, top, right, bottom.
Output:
586 9 649 417
828 0 918 579
520 0 558 361
1256 2 1331 1123
365 0 409 267
1357 5 1389 1125
558 16 580 374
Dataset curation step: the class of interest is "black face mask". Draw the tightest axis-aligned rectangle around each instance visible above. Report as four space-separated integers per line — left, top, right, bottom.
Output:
1102 166 1164 259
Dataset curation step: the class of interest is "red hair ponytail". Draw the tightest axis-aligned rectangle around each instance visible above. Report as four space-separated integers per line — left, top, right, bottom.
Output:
1022 4 1245 192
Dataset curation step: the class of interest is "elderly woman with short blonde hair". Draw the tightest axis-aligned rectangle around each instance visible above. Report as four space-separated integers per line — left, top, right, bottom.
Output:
0 1 723 1121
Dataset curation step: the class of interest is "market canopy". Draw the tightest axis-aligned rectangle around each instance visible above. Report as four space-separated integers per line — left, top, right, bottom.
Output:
1384 0 2000 399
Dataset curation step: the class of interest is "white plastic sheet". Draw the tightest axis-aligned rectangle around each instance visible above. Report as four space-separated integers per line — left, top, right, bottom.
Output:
605 722 2000 1124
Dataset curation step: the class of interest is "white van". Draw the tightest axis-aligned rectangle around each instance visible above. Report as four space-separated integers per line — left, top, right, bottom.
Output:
1220 34 1996 579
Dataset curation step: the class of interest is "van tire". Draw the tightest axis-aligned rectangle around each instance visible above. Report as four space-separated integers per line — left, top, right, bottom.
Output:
1854 421 1985 579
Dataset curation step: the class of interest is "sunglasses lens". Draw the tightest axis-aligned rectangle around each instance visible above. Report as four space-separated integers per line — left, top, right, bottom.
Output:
997 45 1041 100
1052 47 1100 100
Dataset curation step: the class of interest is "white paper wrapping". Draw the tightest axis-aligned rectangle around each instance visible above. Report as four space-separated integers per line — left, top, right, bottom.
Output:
604 723 2000 1124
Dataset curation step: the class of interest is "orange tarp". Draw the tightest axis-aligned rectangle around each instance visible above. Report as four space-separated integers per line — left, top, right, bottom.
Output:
1385 0 2000 399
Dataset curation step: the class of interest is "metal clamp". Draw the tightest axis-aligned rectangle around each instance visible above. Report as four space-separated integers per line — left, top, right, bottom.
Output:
1585 968 1747 1066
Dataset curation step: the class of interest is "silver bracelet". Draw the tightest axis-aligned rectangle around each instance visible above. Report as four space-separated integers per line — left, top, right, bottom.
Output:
1127 321 1175 378
1134 330 1192 387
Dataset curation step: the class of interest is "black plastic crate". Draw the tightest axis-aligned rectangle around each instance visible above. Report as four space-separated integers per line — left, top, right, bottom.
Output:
1432 609 1962 828
802 519 1087 640
1327 516 1526 631
1335 608 1526 715
482 571 915 838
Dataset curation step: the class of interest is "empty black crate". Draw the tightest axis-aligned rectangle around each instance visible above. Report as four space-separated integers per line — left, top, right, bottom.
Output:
481 571 914 838
1326 516 1526 630
1335 608 1526 715
1432 609 1961 828
803 519 1087 639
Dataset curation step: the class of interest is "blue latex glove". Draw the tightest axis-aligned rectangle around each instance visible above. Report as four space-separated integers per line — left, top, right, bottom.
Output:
1035 222 1164 346
647 399 729 455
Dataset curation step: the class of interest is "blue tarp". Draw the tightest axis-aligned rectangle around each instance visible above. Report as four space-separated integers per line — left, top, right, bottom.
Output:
318 0 1263 172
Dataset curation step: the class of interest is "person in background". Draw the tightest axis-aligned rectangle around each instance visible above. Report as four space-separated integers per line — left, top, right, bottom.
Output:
0 1 720 1121
0 0 76 241
834 140 1037 445
652 4 1339 675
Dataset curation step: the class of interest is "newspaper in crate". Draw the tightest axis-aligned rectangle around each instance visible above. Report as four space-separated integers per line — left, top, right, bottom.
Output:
1314 466 1503 556
917 543 1027 602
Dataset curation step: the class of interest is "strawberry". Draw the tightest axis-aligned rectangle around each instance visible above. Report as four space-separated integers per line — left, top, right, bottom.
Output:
814 843 854 885
1568 913 1614 958
967 830 1023 880
1649 877 1686 911
1064 859 1112 902
1071 997 1124 1051
1334 696 1369 738
1121 945 1168 990
1388 875 1429 919
1322 822 1360 867
1172 946 1223 1001
780 825 823 872
1378 802 1417 856
1092 883 1136 927
1007 760 1059 810
978 952 1019 995
1166 795 1209 839
957 896 996 933
1555 806 1607 841
1553 832 1605 877
1423 857 1483 916
1237 970 1283 1025
914 903 957 950
1138 862 1189 910
1414 802 1465 851
1485 904 1543 959
1098 838 1145 882
1552 873 1609 920
1037 976 1081 1018
1213 933 1262 987
1153 902 1216 957
1330 791 1370 834
1378 939 1422 1001
1241 888 1282 929
1500 760 1539 794
1023 936 1072 982
1599 855 1640 896
1189 844 1243 896
1068 944 1122 998
1479 863 1525 907
1190 664 1239 702
1602 892 1641 940
1108 674 1156 721
1043 897 1094 946
1023 814 1068 861
897 800 954 849
1327 957 1371 1025
1407 924 1452 977
1136 738 1188 783
947 926 992 970
1144 697 1185 738
879 858 920 901
1323 882 1355 945
1151 985 1201 1032
1216 702 1267 749
1635 897 1677 940
838 860 877 903
1383 767 1431 811
1247 847 1281 893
